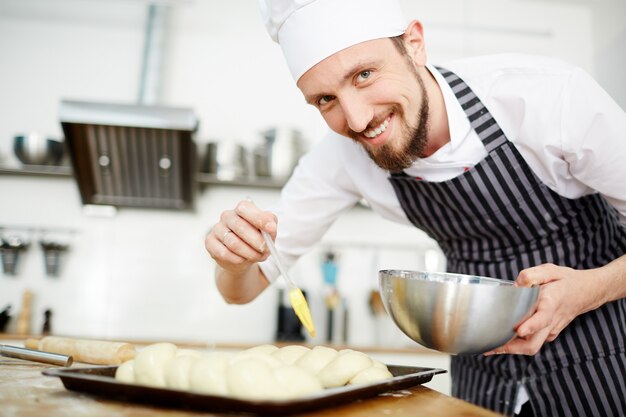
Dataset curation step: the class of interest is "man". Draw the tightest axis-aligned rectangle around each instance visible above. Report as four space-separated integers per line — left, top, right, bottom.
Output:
205 0 626 416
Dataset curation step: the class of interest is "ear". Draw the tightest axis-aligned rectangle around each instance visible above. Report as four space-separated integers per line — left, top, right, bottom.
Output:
402 20 427 66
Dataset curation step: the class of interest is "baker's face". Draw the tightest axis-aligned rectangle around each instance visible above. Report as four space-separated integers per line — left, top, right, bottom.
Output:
297 34 429 171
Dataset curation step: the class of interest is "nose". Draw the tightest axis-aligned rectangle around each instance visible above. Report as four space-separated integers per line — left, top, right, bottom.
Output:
340 92 372 133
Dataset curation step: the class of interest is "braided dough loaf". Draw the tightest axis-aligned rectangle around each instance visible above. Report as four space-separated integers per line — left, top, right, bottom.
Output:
115 343 392 400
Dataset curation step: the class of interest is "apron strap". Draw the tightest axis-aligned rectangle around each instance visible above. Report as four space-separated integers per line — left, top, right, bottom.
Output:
435 66 509 153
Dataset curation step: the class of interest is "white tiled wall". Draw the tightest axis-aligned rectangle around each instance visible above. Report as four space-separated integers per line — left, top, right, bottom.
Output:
1 0 621 346
0 175 440 346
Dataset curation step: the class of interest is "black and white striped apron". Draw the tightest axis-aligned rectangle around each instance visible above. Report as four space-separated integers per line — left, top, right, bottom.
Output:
388 68 626 417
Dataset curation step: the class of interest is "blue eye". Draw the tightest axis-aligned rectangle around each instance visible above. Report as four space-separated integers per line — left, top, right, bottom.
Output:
357 70 372 82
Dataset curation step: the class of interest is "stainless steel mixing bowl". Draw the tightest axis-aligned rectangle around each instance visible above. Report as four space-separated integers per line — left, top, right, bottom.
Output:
14 133 65 166
379 270 539 354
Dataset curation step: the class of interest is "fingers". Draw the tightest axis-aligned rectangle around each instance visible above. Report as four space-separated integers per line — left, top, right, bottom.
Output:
484 279 577 356
516 263 569 287
205 200 277 271
204 230 247 266
220 210 267 253
484 289 551 356
234 200 278 236
516 308 552 338
485 264 590 357
484 326 551 356
515 289 553 337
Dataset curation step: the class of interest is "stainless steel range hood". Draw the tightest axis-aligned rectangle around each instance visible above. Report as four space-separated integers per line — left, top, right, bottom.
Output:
60 100 198 210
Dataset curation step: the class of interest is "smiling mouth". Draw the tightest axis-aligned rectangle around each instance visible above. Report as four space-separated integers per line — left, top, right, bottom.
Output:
363 116 391 139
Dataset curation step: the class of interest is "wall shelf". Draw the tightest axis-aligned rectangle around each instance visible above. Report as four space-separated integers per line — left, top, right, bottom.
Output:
0 165 285 190
0 165 72 177
195 173 285 189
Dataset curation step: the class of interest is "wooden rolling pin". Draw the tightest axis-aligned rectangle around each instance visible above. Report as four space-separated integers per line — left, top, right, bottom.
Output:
25 336 136 365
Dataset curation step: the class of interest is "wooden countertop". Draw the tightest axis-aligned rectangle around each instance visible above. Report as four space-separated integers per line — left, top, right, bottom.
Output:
0 357 503 417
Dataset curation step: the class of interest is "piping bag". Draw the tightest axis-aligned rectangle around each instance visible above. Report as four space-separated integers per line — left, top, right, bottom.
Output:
260 229 316 338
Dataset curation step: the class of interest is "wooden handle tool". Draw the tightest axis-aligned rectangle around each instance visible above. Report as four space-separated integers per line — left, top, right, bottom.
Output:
25 336 136 365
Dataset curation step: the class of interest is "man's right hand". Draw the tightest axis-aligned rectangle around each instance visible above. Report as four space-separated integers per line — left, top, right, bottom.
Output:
204 200 277 303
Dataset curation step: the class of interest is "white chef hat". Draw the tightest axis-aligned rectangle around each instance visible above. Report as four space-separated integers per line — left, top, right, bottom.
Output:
259 0 407 81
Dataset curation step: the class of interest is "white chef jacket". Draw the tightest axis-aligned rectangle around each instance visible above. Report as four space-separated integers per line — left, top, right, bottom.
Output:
259 53 626 283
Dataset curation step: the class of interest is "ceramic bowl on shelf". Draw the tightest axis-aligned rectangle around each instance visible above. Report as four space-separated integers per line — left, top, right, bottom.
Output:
379 269 539 354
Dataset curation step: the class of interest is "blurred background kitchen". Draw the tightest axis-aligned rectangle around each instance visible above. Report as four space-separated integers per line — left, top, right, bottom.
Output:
0 0 624 394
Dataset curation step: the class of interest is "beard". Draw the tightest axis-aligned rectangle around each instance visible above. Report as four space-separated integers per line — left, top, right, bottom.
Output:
350 71 430 172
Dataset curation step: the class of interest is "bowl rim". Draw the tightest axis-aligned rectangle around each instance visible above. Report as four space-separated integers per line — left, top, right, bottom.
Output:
379 269 519 287
14 135 64 143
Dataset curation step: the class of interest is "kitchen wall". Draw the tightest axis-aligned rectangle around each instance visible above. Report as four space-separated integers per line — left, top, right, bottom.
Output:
0 0 624 350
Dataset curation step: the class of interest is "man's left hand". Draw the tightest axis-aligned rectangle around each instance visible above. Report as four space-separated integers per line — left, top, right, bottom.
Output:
484 263 606 356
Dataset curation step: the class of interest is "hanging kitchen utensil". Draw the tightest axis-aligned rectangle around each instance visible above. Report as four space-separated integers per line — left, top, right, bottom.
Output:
42 309 53 335
321 251 339 343
0 236 29 276
0 305 11 333
40 240 69 277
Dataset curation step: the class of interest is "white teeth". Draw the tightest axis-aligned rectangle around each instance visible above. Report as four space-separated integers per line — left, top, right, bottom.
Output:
364 117 389 139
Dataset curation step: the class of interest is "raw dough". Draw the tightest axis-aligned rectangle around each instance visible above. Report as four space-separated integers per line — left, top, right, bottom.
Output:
226 357 286 400
272 345 310 365
176 348 202 358
294 345 339 375
349 365 393 385
133 342 178 387
241 344 279 355
164 355 198 390
114 343 392 399
115 359 135 383
162 347 203 389
317 349 373 388
372 360 387 369
226 357 324 400
230 347 283 368
188 351 233 395
272 365 323 398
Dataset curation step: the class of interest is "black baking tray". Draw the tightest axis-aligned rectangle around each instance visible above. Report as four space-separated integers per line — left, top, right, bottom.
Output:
43 365 446 415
